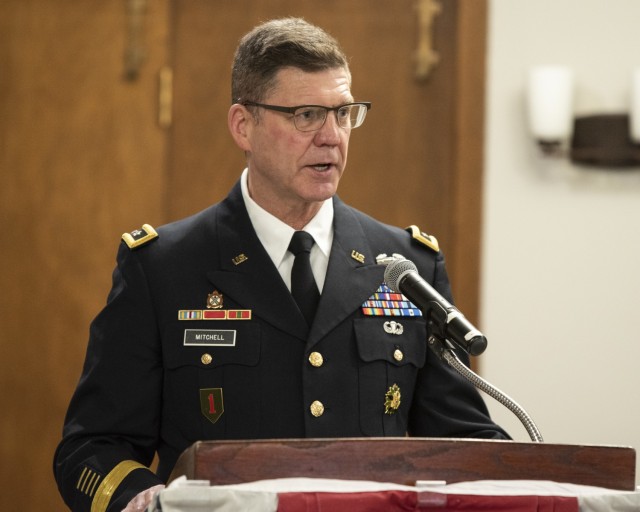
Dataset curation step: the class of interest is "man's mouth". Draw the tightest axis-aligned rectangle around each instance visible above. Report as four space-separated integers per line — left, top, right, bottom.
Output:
311 163 331 171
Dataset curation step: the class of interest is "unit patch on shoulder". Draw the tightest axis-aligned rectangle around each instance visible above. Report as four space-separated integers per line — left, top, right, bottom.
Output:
122 224 159 250
405 224 439 252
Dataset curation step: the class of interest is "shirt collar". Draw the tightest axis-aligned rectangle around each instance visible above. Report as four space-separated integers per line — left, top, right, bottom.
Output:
240 168 334 268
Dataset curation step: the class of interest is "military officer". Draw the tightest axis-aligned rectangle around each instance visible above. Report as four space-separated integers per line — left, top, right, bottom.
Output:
54 17 509 512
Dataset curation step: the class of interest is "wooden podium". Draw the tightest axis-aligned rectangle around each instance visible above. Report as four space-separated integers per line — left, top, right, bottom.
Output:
169 437 636 491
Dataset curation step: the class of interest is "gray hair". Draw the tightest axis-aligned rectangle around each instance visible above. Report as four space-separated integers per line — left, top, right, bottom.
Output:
231 17 350 104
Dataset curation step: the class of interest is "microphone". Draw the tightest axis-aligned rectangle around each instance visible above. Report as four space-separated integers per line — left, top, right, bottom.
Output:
384 258 487 356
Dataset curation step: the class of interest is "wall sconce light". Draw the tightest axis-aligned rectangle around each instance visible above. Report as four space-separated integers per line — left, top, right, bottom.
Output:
527 66 640 167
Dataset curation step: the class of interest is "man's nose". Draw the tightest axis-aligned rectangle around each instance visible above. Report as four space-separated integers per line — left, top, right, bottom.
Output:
314 111 344 144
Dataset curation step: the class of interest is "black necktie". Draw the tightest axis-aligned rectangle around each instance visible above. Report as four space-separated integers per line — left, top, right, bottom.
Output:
288 231 320 325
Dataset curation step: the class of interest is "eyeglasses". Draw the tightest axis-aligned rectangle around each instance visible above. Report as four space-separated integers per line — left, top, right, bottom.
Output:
241 101 371 132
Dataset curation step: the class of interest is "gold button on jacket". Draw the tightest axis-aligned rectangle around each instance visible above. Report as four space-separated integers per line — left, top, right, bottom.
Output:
308 352 324 367
310 400 325 417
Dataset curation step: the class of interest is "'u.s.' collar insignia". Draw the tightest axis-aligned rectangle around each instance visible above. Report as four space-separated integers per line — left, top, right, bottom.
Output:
384 383 401 414
232 253 248 265
207 290 223 309
405 225 439 252
122 224 158 250
351 250 365 264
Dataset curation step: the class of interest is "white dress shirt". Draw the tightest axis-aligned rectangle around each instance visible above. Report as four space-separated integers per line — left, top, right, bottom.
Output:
240 168 333 293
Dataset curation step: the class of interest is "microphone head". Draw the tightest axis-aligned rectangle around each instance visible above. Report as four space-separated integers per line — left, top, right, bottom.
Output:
383 258 418 292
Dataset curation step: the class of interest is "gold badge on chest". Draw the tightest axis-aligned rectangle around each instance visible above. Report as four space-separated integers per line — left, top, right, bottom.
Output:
384 383 401 415
207 290 223 309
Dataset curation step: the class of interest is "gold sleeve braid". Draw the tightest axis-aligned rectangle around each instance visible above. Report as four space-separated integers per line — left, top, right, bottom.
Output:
90 460 147 512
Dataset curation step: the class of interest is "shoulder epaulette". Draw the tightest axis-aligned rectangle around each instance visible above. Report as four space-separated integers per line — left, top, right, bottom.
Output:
405 224 439 252
122 224 158 250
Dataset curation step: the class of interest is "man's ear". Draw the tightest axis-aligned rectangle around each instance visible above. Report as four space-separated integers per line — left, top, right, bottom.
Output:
228 104 252 152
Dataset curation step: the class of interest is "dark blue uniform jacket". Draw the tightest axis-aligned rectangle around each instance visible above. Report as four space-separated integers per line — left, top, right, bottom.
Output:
54 181 509 511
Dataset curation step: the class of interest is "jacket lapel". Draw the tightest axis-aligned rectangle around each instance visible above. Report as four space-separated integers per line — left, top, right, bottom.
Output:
204 184 385 345
206 182 309 340
307 197 384 347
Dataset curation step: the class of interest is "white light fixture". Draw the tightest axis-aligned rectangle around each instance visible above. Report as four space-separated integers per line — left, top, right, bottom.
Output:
527 66 574 150
527 66 640 167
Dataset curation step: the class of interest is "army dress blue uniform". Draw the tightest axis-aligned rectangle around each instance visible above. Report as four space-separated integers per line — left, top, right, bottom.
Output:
54 180 509 511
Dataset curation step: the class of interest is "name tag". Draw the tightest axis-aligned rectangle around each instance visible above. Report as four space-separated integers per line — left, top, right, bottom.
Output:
184 329 236 346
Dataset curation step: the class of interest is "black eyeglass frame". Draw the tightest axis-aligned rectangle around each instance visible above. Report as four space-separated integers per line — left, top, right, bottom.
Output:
240 100 372 131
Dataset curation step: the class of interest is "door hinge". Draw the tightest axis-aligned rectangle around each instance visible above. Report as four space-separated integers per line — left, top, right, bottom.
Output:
415 0 441 81
158 66 173 128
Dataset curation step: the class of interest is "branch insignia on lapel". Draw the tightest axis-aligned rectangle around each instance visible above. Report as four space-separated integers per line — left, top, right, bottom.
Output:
232 253 248 265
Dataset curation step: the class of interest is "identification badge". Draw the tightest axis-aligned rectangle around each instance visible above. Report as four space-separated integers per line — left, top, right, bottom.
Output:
183 329 236 346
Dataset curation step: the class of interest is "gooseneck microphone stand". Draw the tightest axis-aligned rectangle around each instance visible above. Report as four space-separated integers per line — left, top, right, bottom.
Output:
382 257 544 443
427 334 544 443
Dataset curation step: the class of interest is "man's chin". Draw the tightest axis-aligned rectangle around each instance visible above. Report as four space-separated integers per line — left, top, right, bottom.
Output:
303 183 339 203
